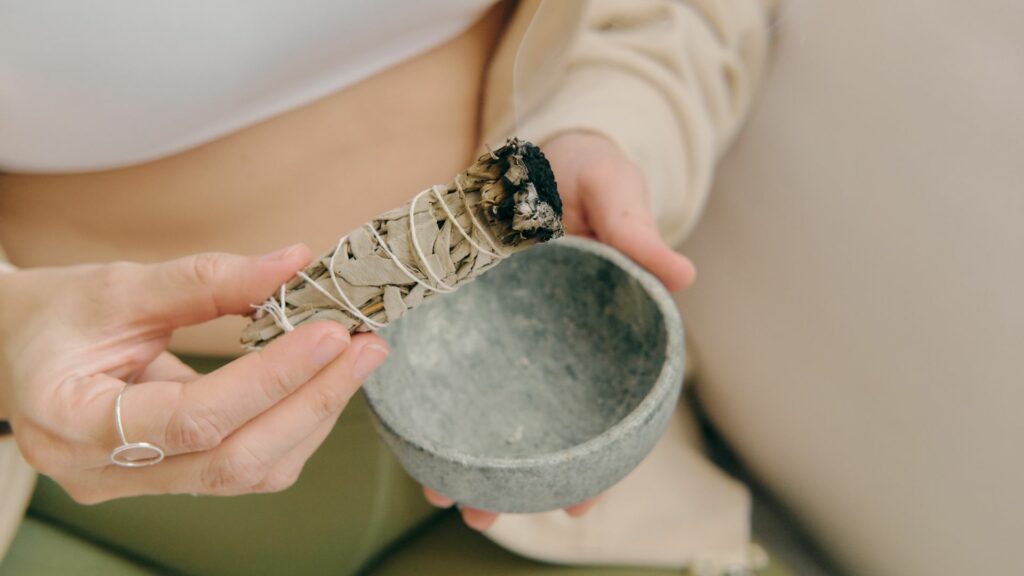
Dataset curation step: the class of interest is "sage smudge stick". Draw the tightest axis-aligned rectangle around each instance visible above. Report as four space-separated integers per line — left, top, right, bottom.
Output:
241 138 563 350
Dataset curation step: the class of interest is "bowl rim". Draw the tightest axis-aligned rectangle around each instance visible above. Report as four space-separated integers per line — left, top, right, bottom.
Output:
364 235 685 470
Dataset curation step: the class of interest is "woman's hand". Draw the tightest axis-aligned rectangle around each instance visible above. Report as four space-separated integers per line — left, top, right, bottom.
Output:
544 131 695 291
0 245 388 504
420 131 695 530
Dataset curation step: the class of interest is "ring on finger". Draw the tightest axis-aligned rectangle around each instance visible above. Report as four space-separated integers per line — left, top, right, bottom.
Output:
109 385 165 468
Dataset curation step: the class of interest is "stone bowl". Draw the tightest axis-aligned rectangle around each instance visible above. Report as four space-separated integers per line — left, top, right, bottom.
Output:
363 236 684 513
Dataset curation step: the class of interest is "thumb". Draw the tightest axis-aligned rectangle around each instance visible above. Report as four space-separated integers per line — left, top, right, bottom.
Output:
121 243 312 329
600 221 695 293
582 174 695 292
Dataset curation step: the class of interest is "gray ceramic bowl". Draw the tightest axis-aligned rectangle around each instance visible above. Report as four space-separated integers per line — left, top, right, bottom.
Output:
363 236 684 513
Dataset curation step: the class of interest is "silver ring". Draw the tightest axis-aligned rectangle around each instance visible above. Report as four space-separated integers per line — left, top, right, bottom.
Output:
109 385 165 468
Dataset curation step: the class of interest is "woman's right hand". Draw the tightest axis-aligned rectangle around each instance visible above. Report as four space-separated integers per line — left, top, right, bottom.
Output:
0 244 388 504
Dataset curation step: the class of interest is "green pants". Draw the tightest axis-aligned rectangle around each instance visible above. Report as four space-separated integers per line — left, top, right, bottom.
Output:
1 355 787 575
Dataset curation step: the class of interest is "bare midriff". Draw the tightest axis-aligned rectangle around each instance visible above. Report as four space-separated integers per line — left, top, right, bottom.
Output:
0 1 513 357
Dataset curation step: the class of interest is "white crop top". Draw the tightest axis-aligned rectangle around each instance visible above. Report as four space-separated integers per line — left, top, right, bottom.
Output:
0 0 496 173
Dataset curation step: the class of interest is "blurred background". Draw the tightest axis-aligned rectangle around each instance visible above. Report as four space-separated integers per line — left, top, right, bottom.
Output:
679 1 1023 574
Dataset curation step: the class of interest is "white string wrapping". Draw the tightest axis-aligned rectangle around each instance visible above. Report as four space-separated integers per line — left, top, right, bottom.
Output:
250 184 509 337
251 284 295 333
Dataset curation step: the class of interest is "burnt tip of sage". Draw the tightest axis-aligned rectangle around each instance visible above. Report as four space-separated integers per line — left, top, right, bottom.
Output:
483 138 564 244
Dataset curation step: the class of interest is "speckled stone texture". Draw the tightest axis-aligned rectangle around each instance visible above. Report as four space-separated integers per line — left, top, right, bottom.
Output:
363 236 685 513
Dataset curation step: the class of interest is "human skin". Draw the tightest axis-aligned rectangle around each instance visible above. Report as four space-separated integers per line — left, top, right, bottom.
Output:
0 2 693 526
0 246 390 503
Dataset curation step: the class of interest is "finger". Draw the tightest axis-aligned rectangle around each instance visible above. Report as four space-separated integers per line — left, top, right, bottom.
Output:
133 351 198 384
55 321 350 468
559 191 593 238
423 486 454 508
601 221 696 292
84 334 387 500
459 507 498 531
118 243 313 329
253 407 343 493
564 496 600 517
132 321 350 456
251 333 391 491
583 178 695 292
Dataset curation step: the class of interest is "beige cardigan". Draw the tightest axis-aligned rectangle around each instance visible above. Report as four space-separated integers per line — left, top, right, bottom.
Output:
0 0 769 570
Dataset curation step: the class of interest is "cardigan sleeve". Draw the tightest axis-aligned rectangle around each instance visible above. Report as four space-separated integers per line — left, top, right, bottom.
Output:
516 0 772 247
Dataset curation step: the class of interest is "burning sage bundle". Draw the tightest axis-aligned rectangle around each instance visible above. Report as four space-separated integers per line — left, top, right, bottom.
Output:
241 138 563 350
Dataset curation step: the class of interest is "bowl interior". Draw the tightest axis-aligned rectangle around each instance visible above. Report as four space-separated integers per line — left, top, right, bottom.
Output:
365 240 668 460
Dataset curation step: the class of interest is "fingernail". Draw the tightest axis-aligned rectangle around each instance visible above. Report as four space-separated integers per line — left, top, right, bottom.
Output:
352 344 389 381
425 490 454 508
312 331 349 366
460 508 497 531
260 243 302 262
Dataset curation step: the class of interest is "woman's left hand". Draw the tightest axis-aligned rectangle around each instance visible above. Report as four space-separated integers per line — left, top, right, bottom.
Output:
421 131 695 529
544 130 695 292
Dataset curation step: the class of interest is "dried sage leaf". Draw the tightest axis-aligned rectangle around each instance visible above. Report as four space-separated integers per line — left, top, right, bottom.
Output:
242 138 564 350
